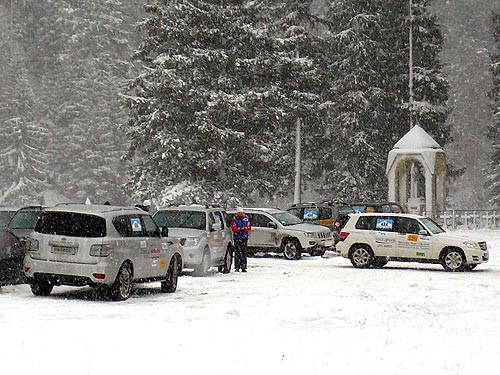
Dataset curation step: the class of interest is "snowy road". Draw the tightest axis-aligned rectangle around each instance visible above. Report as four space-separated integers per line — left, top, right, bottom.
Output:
1 230 499 375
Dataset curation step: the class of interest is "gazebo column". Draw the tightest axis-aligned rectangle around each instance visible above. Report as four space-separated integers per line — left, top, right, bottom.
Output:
388 168 397 202
398 167 408 206
425 169 435 217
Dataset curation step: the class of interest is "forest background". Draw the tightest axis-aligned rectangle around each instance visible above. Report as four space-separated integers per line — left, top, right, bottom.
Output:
0 0 499 210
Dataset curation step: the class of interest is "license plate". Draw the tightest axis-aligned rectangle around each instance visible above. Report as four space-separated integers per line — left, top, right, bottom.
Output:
51 246 77 255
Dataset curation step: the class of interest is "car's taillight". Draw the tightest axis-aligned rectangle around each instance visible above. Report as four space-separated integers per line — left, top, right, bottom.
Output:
339 232 350 241
90 244 113 257
26 238 39 252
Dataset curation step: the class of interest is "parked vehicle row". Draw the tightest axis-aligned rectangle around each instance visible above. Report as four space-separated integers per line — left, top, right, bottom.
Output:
0 201 490 301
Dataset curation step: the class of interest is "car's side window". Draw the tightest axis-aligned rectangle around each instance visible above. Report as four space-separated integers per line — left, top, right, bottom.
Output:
319 208 332 220
129 216 146 237
355 216 378 230
112 215 130 237
252 213 270 227
397 218 421 234
213 211 225 229
374 216 396 232
142 215 160 237
208 212 216 231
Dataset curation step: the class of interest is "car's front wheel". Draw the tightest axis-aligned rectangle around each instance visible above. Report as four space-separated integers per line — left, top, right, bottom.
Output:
30 278 53 296
111 263 133 301
161 255 181 293
218 246 232 274
465 264 477 271
193 249 211 276
282 238 302 260
441 248 466 272
349 245 374 268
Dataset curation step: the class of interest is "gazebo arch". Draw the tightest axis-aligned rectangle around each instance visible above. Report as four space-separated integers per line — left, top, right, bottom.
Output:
386 125 447 217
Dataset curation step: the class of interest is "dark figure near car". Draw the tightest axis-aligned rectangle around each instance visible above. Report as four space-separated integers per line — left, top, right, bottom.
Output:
231 207 251 272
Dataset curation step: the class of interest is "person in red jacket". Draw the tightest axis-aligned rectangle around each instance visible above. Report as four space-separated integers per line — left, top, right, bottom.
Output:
231 207 251 272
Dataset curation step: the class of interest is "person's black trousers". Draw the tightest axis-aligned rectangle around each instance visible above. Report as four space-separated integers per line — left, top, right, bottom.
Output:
234 238 248 271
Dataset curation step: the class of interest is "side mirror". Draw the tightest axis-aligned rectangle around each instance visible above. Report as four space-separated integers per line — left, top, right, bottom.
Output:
160 227 169 237
212 223 222 231
418 229 429 236
267 221 278 229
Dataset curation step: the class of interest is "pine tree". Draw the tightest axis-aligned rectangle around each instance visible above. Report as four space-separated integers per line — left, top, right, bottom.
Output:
487 13 500 208
124 0 329 205
46 0 133 204
317 0 450 201
0 45 49 205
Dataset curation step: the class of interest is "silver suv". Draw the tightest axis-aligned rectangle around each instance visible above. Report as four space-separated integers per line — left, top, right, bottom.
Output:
24 204 184 300
153 205 233 275
227 208 334 260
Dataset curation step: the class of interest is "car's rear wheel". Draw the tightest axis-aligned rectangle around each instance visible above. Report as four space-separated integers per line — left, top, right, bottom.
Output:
30 278 53 296
161 255 180 293
194 249 211 276
349 245 373 268
441 248 466 272
111 263 133 301
283 238 301 260
218 246 232 274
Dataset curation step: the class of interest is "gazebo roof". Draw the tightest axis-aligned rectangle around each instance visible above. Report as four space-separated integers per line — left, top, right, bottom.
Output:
386 125 445 175
393 125 442 150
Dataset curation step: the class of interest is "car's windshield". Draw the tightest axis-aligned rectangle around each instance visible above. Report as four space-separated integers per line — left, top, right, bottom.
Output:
271 212 303 226
420 217 445 234
154 210 206 230
9 210 42 230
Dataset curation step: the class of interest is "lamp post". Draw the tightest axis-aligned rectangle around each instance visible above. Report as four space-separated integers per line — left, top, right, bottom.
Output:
409 0 414 130
293 118 301 204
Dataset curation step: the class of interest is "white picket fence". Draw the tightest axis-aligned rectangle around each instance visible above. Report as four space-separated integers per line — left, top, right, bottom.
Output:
422 210 500 230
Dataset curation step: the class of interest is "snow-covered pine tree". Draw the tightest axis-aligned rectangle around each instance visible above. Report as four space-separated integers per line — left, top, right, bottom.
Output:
124 0 329 205
0 44 49 205
487 13 500 208
317 0 449 201
46 0 133 204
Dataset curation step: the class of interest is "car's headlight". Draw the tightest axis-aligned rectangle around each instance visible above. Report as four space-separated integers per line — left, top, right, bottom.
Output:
305 232 317 238
184 237 201 247
463 241 476 249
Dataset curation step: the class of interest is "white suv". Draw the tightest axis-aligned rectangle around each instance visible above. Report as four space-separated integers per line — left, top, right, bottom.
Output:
227 208 334 260
153 205 233 275
337 213 489 271
24 204 184 300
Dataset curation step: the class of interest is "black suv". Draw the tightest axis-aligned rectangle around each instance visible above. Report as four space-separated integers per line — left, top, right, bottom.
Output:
349 202 405 214
286 202 354 243
0 206 44 286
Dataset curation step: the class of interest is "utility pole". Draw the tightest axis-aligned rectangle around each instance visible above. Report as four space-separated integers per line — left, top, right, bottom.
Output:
293 118 301 204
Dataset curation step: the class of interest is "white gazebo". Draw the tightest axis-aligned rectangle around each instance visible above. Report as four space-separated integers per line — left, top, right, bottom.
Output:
386 125 447 217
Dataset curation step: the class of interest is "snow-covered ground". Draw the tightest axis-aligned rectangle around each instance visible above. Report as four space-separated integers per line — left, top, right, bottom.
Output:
1 229 499 375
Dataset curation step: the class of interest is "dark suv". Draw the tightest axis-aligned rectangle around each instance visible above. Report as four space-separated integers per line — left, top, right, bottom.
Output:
349 202 405 214
0 206 44 286
286 202 354 243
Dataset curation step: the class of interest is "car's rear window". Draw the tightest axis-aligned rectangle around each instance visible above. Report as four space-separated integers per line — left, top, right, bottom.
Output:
36 212 106 237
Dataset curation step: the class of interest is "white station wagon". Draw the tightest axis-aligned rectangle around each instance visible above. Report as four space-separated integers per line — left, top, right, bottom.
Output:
337 213 489 271
24 204 184 300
